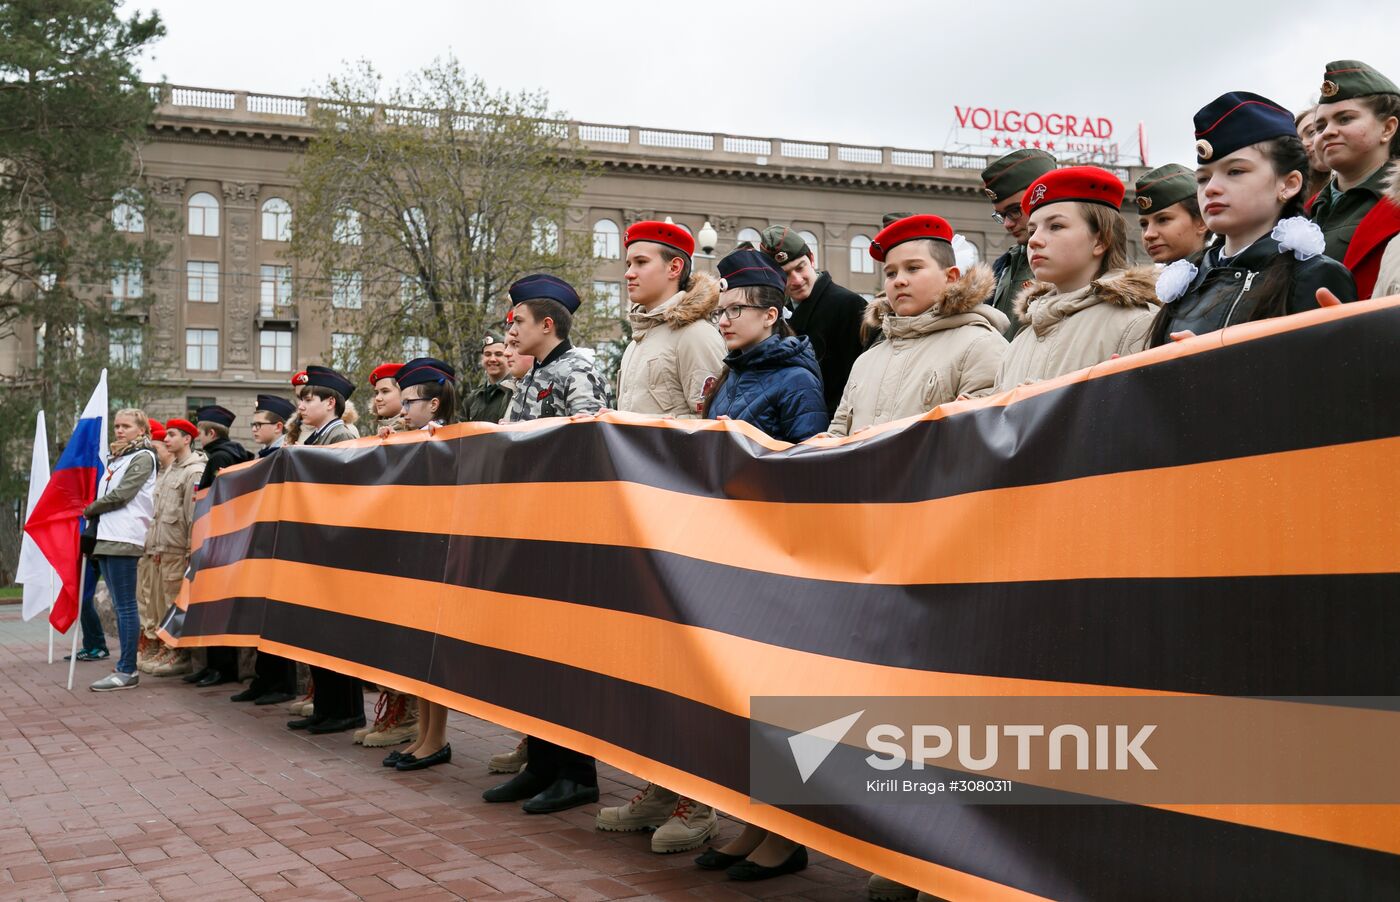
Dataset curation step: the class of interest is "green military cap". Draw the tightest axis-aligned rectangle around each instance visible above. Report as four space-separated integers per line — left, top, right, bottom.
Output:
1319 60 1400 103
882 212 913 227
980 149 1057 202
758 225 811 265
1133 164 1197 213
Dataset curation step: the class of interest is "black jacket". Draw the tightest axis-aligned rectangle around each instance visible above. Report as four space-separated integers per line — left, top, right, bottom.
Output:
1147 236 1356 347
198 436 255 490
788 271 868 417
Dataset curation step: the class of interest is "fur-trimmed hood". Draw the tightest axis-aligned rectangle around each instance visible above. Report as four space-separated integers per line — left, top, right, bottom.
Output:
628 271 721 335
1013 265 1159 330
862 263 1003 336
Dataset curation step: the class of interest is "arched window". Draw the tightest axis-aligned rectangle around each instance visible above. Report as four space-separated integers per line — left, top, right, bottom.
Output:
592 218 619 259
112 191 144 233
736 227 762 248
261 198 292 241
187 192 220 237
333 208 361 245
849 234 873 274
799 230 820 268
951 234 981 271
532 218 559 255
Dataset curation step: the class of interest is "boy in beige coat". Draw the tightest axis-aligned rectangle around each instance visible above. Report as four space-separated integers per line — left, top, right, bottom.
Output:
830 215 1008 436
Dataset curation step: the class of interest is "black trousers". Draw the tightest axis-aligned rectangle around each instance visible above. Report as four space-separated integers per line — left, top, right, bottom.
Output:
248 652 295 696
309 665 364 721
206 645 238 677
525 737 597 786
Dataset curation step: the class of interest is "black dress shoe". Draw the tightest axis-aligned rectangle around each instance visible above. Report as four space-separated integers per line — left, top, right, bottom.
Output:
382 749 408 767
253 691 296 706
287 714 326 730
395 743 451 771
229 686 261 702
182 666 212 684
482 769 551 803
307 716 366 735
725 845 808 881
195 669 228 688
521 778 600 814
695 848 747 870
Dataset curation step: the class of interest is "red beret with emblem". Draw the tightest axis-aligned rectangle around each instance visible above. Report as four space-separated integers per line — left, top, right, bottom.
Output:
165 418 198 438
869 214 955 262
1021 166 1125 217
291 370 309 387
369 362 403 386
147 418 167 441
624 220 695 258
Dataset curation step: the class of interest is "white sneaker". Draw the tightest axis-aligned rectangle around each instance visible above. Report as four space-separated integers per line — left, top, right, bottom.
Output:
90 671 139 692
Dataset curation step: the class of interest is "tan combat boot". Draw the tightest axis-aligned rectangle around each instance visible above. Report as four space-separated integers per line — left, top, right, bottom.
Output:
487 736 528 774
596 782 679 833
152 647 191 676
355 690 389 744
363 692 419 747
650 796 717 853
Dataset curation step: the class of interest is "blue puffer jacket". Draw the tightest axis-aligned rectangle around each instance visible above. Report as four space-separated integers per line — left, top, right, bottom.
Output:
706 334 826 442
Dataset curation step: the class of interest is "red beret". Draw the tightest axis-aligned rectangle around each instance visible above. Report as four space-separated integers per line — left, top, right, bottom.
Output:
1022 166 1125 217
624 220 694 258
369 362 403 386
147 418 167 441
290 370 308 387
869 215 955 262
165 418 198 438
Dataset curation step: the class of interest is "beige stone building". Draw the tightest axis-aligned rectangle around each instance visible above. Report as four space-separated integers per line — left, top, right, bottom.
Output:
16 84 1149 443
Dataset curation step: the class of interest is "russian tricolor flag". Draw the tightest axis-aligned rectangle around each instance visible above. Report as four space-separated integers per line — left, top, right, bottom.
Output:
23 371 107 633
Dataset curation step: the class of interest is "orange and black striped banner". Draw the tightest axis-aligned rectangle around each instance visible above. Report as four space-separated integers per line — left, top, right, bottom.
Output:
161 298 1400 900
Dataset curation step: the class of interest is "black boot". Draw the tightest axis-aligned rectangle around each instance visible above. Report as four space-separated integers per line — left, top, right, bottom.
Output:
482 770 551 803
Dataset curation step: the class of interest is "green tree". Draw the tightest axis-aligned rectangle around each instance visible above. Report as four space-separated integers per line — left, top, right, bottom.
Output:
0 0 166 581
288 57 601 402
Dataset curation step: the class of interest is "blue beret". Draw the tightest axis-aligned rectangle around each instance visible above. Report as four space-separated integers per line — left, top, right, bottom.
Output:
394 357 457 390
1194 92 1295 164
194 405 235 429
716 248 787 294
299 365 355 399
508 273 580 313
254 394 296 420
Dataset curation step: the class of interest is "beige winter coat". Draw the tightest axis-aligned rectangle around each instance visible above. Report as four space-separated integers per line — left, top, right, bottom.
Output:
830 264 1008 436
1375 163 1400 299
144 449 207 555
617 272 725 418
994 267 1159 392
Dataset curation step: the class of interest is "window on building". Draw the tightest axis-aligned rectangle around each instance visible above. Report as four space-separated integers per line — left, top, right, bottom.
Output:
592 218 620 259
850 234 873 274
261 197 292 241
259 329 293 371
403 335 429 359
799 230 820 267
334 208 361 245
330 332 359 370
109 326 142 367
259 264 292 316
331 270 362 309
592 280 622 318
736 227 762 248
532 218 559 255
187 192 220 237
187 261 218 302
403 206 428 244
400 274 427 311
185 328 218 371
112 190 144 233
38 204 55 232
468 211 493 253
185 396 216 421
110 262 143 309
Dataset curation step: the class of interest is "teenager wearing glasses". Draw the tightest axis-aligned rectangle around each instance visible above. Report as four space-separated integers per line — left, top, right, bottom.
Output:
980 149 1058 338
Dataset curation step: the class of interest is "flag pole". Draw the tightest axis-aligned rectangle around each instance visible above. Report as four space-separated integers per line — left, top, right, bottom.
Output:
47 571 56 664
65 564 88 691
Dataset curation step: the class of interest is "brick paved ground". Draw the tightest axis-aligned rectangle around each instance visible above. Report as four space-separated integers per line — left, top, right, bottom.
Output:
0 606 869 900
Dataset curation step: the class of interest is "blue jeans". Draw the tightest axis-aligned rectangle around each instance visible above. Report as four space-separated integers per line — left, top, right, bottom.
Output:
95 555 140 675
78 558 106 653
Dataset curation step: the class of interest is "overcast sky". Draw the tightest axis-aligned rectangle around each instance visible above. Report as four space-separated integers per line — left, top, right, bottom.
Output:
127 0 1398 169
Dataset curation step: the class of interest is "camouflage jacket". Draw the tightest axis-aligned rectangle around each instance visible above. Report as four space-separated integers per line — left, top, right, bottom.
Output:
507 342 613 423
